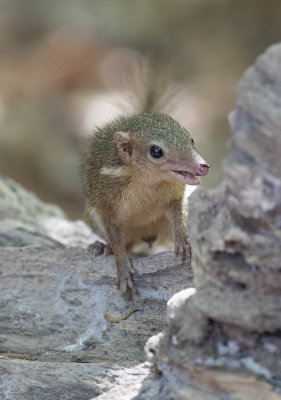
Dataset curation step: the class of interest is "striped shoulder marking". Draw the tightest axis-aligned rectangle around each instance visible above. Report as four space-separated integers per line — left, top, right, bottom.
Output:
100 166 127 177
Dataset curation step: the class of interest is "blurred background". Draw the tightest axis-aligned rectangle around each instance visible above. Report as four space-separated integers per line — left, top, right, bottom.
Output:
0 0 281 219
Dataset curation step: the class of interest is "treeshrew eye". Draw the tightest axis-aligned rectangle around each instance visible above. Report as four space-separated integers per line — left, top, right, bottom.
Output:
150 145 163 159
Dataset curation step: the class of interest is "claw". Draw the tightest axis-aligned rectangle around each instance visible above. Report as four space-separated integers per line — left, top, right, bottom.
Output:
174 235 191 261
120 279 127 294
127 276 134 289
117 264 135 298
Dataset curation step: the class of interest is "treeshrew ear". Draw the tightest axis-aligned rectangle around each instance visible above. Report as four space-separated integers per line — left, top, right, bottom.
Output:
114 131 134 162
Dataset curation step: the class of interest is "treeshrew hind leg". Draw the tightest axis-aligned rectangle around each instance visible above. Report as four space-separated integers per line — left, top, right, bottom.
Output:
87 240 113 256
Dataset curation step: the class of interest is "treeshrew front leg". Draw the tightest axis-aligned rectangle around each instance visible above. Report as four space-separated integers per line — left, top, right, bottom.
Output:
167 199 191 260
107 224 134 296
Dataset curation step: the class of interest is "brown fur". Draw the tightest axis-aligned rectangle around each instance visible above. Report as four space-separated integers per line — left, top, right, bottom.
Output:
82 112 208 296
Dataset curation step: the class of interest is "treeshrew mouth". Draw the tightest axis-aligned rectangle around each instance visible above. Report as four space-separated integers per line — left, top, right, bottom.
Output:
171 170 200 185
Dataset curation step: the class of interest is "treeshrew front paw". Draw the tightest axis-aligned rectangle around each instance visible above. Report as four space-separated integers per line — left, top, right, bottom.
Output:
117 263 134 296
175 235 191 260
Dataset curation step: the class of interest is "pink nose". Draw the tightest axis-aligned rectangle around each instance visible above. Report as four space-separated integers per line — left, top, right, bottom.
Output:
196 162 210 176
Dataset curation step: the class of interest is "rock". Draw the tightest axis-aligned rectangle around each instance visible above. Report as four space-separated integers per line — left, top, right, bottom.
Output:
0 177 66 223
135 43 281 399
0 359 150 400
0 247 192 362
0 181 193 400
0 219 64 247
166 288 210 345
0 177 99 248
190 43 281 333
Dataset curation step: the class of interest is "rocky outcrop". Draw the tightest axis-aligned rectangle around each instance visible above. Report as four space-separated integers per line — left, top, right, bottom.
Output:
0 177 100 248
135 43 281 400
0 178 192 399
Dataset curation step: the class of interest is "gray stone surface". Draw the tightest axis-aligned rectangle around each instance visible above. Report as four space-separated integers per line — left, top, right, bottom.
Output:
0 177 99 248
0 178 193 399
190 43 281 333
0 247 192 363
0 358 150 400
0 177 66 224
135 43 281 400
